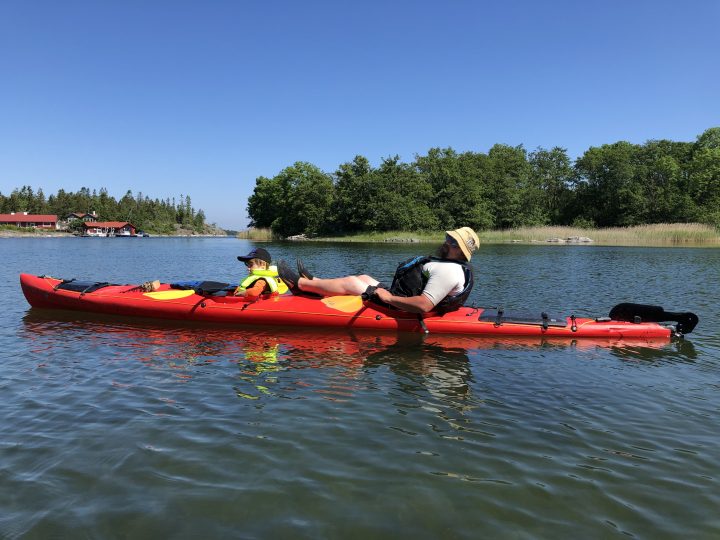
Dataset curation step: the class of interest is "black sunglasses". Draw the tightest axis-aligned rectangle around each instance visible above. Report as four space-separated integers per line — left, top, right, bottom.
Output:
445 235 459 247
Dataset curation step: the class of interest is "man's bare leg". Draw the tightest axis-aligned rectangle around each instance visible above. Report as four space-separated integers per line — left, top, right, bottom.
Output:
299 275 378 296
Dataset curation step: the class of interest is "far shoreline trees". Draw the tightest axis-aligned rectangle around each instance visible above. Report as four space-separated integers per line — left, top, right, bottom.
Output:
248 128 720 236
0 188 207 234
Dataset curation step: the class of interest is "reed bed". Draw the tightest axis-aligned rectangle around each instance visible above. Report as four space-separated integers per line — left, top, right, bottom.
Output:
313 230 443 243
236 227 274 241
238 224 720 246
480 223 720 246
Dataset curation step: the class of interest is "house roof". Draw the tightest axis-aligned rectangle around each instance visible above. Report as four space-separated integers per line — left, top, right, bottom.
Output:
82 221 135 228
0 214 58 222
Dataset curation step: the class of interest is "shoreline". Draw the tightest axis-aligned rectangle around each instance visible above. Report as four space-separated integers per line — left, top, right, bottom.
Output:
0 231 229 238
239 223 720 247
5 224 719 246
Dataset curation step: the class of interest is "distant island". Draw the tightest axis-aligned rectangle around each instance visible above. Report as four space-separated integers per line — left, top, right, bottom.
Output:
0 187 227 236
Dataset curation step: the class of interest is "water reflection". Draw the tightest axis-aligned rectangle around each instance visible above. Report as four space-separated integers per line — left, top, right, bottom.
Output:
364 333 473 404
20 309 694 369
21 310 696 411
235 336 284 400
609 338 697 363
18 310 703 451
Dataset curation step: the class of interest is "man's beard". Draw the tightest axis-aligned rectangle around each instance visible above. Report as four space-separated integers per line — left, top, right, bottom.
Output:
437 243 450 259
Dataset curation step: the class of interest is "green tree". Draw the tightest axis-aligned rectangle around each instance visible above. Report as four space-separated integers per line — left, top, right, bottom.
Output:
574 142 645 227
247 176 283 228
695 127 720 150
486 144 531 228
528 147 573 225
118 190 135 222
96 188 111 219
48 189 73 217
637 140 695 223
689 129 720 224
368 156 439 232
76 187 92 214
267 162 334 237
184 195 193 227
415 148 493 231
193 209 206 231
8 186 35 212
35 188 48 213
331 155 375 232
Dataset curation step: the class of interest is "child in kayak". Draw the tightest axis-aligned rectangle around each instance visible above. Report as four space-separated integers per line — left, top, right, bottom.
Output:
235 247 288 300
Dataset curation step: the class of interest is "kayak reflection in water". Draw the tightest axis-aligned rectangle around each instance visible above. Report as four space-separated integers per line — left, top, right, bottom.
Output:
278 227 480 314
364 333 473 406
232 331 474 406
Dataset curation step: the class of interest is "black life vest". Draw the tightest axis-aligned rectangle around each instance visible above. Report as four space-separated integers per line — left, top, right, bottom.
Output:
388 256 474 313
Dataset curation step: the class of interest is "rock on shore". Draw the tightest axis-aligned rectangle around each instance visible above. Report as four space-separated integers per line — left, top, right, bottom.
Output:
546 236 593 243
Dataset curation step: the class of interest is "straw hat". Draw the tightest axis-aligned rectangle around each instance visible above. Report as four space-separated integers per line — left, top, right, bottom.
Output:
446 227 479 261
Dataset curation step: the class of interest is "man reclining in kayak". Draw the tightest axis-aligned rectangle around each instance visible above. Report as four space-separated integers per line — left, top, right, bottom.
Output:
278 227 479 314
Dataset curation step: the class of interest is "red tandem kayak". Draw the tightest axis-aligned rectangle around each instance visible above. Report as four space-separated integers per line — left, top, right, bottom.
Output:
19 273 698 339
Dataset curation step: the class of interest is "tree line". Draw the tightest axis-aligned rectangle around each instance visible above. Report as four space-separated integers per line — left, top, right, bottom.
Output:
0 187 207 234
248 127 720 236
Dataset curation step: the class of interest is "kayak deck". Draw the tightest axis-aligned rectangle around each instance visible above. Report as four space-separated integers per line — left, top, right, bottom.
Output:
20 273 680 339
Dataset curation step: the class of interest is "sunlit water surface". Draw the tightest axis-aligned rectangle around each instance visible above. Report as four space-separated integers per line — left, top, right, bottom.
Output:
1 238 718 538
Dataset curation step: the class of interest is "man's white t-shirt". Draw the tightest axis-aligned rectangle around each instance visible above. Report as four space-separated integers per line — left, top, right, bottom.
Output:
420 261 466 306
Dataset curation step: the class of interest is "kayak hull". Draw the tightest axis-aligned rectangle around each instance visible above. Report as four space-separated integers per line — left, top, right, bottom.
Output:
20 274 675 339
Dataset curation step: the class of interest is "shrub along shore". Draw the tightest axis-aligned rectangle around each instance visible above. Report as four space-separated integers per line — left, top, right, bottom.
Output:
238 223 720 247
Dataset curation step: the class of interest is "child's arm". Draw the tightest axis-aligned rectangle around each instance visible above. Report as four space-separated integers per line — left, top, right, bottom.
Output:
237 279 267 301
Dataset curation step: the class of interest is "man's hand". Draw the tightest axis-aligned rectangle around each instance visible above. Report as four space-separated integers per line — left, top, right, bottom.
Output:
373 287 434 313
373 287 393 303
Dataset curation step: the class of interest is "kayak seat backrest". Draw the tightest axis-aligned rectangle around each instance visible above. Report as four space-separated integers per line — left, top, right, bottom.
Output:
55 280 113 293
479 309 568 328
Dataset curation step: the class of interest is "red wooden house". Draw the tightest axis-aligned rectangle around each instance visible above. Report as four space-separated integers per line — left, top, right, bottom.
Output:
0 213 58 229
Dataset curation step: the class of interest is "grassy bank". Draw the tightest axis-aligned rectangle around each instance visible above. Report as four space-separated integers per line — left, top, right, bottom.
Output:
480 223 720 246
236 227 274 241
238 223 720 246
237 227 443 243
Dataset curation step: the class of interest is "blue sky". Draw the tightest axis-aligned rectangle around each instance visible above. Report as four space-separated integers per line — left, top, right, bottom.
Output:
1 0 718 229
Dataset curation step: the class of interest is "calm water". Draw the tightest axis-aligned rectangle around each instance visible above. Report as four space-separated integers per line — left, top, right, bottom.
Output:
1 237 719 539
